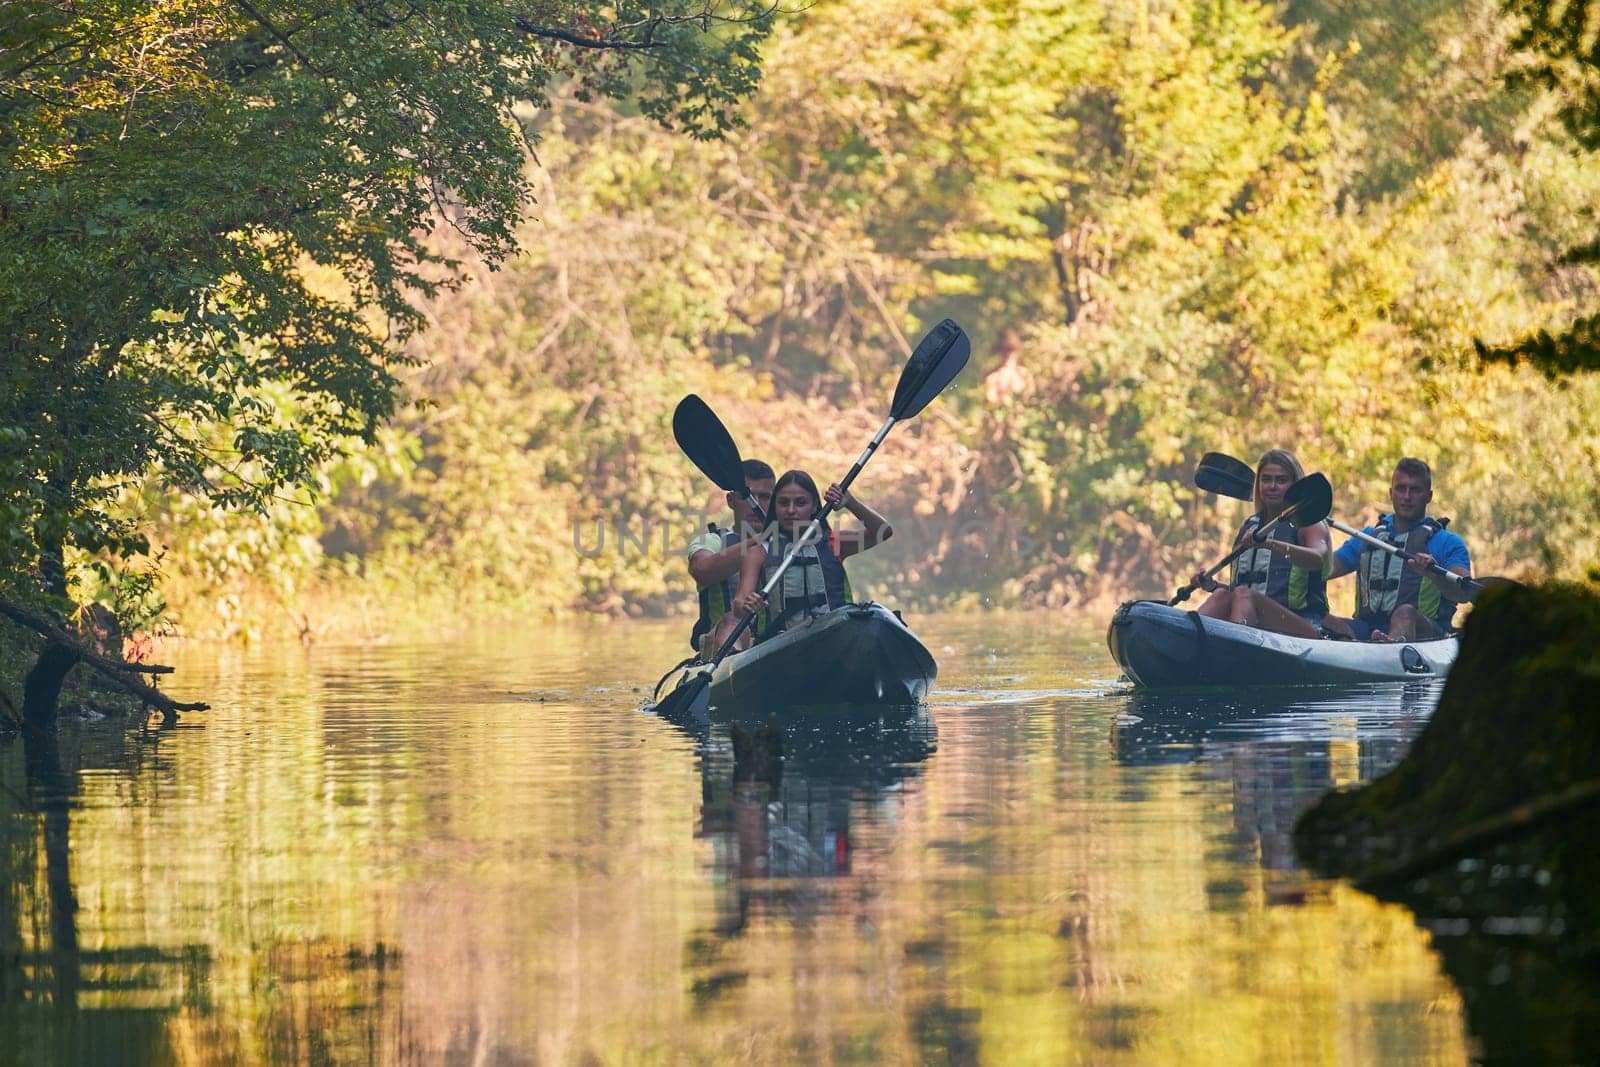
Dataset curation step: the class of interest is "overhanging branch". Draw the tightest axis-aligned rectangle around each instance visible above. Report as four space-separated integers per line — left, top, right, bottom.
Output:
511 17 663 49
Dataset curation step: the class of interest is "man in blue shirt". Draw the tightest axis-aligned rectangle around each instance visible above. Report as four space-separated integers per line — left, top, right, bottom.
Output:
1323 458 1472 642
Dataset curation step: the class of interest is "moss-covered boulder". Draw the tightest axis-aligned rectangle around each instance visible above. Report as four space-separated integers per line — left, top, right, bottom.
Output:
1296 582 1600 1061
1296 583 1600 873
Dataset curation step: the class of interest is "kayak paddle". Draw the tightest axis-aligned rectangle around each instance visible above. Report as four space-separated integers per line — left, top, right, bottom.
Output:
673 394 767 527
1328 519 1518 602
1170 472 1333 605
1193 451 1256 502
654 318 971 720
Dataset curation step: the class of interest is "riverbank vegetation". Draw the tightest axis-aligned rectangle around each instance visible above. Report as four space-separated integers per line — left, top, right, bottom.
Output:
0 0 774 713
5 0 1600 660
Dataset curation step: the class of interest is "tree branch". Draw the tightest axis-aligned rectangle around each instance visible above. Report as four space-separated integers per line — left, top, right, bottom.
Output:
511 17 663 50
0 598 208 715
229 0 329 75
510 6 783 50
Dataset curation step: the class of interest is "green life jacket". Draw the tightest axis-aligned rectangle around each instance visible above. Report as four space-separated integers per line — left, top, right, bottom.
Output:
690 525 741 652
1230 514 1329 617
1356 514 1450 627
753 527 853 642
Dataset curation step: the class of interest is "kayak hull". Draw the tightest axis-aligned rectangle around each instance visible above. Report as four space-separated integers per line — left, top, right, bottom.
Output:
1106 599 1458 689
658 603 938 711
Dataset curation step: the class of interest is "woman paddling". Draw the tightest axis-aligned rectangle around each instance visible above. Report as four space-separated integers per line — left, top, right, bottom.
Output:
731 470 893 640
1191 448 1331 639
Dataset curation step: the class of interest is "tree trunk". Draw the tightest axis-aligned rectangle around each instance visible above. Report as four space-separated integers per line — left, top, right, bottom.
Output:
22 643 80 728
25 481 75 726
35 475 70 598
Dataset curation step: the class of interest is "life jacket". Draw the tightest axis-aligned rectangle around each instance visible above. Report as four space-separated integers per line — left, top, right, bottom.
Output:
753 526 853 641
1230 514 1329 617
690 524 742 651
1356 514 1452 627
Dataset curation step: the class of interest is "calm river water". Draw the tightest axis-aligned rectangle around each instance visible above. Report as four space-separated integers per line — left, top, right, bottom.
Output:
2 613 1473 1064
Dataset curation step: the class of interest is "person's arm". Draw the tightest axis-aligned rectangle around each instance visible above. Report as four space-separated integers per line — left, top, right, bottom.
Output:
1279 521 1330 571
825 483 893 560
1191 528 1240 592
731 542 769 616
688 530 764 588
1326 535 1361 580
1408 530 1473 602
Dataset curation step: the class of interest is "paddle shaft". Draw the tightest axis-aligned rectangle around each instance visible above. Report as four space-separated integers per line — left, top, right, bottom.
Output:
1330 519 1481 598
737 489 768 528
1170 538 1257 606
700 415 899 670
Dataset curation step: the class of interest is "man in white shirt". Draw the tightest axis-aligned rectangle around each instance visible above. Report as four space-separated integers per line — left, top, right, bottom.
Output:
686 459 775 655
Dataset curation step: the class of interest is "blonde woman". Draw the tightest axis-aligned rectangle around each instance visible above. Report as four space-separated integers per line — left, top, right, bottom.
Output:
1190 448 1330 639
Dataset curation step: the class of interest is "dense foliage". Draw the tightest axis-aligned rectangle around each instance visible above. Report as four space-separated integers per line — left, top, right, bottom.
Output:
1485 0 1600 373
4 0 1599 645
0 0 773 643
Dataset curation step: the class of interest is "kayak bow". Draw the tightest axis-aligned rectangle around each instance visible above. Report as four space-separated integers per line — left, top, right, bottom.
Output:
656 602 938 712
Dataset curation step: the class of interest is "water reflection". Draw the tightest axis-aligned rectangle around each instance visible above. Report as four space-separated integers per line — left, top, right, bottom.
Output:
3 721 409 1066
656 701 936 933
1112 683 1439 882
1112 682 1440 766
0 621 1478 1063
4 725 187 1064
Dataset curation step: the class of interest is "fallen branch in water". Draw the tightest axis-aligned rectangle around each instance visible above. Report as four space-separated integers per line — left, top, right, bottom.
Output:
0 597 209 718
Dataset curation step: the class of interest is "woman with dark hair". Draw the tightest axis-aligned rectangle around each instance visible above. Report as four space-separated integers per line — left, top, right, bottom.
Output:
730 470 893 640
1190 448 1331 639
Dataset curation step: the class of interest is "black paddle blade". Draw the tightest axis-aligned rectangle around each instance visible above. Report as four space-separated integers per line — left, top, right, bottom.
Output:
653 667 712 722
1283 472 1333 526
890 319 971 420
1195 452 1255 501
672 395 746 493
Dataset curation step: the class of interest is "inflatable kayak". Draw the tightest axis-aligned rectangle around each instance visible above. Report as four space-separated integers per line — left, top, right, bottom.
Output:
655 602 938 711
1106 599 1458 689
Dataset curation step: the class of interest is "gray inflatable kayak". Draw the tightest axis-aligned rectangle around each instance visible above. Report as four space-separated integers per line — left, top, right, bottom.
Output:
656 602 938 711
1107 599 1458 689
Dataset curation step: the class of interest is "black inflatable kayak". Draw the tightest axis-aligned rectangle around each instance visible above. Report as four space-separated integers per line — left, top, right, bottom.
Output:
655 602 938 711
1106 599 1458 689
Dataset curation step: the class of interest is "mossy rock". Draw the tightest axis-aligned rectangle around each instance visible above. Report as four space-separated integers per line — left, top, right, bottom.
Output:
1296 582 1600 875
1295 582 1600 1062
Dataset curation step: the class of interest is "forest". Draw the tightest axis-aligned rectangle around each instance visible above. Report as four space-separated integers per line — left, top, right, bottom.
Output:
3 0 1598 651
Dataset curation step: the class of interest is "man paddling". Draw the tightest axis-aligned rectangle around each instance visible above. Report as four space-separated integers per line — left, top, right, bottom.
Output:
1323 458 1472 642
687 459 776 655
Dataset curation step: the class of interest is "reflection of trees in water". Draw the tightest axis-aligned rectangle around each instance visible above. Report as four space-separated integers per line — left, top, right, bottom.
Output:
1111 684 1436 882
1 727 409 1065
1 727 179 1062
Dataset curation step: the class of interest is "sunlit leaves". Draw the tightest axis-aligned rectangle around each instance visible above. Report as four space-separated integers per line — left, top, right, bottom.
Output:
0 0 773 625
